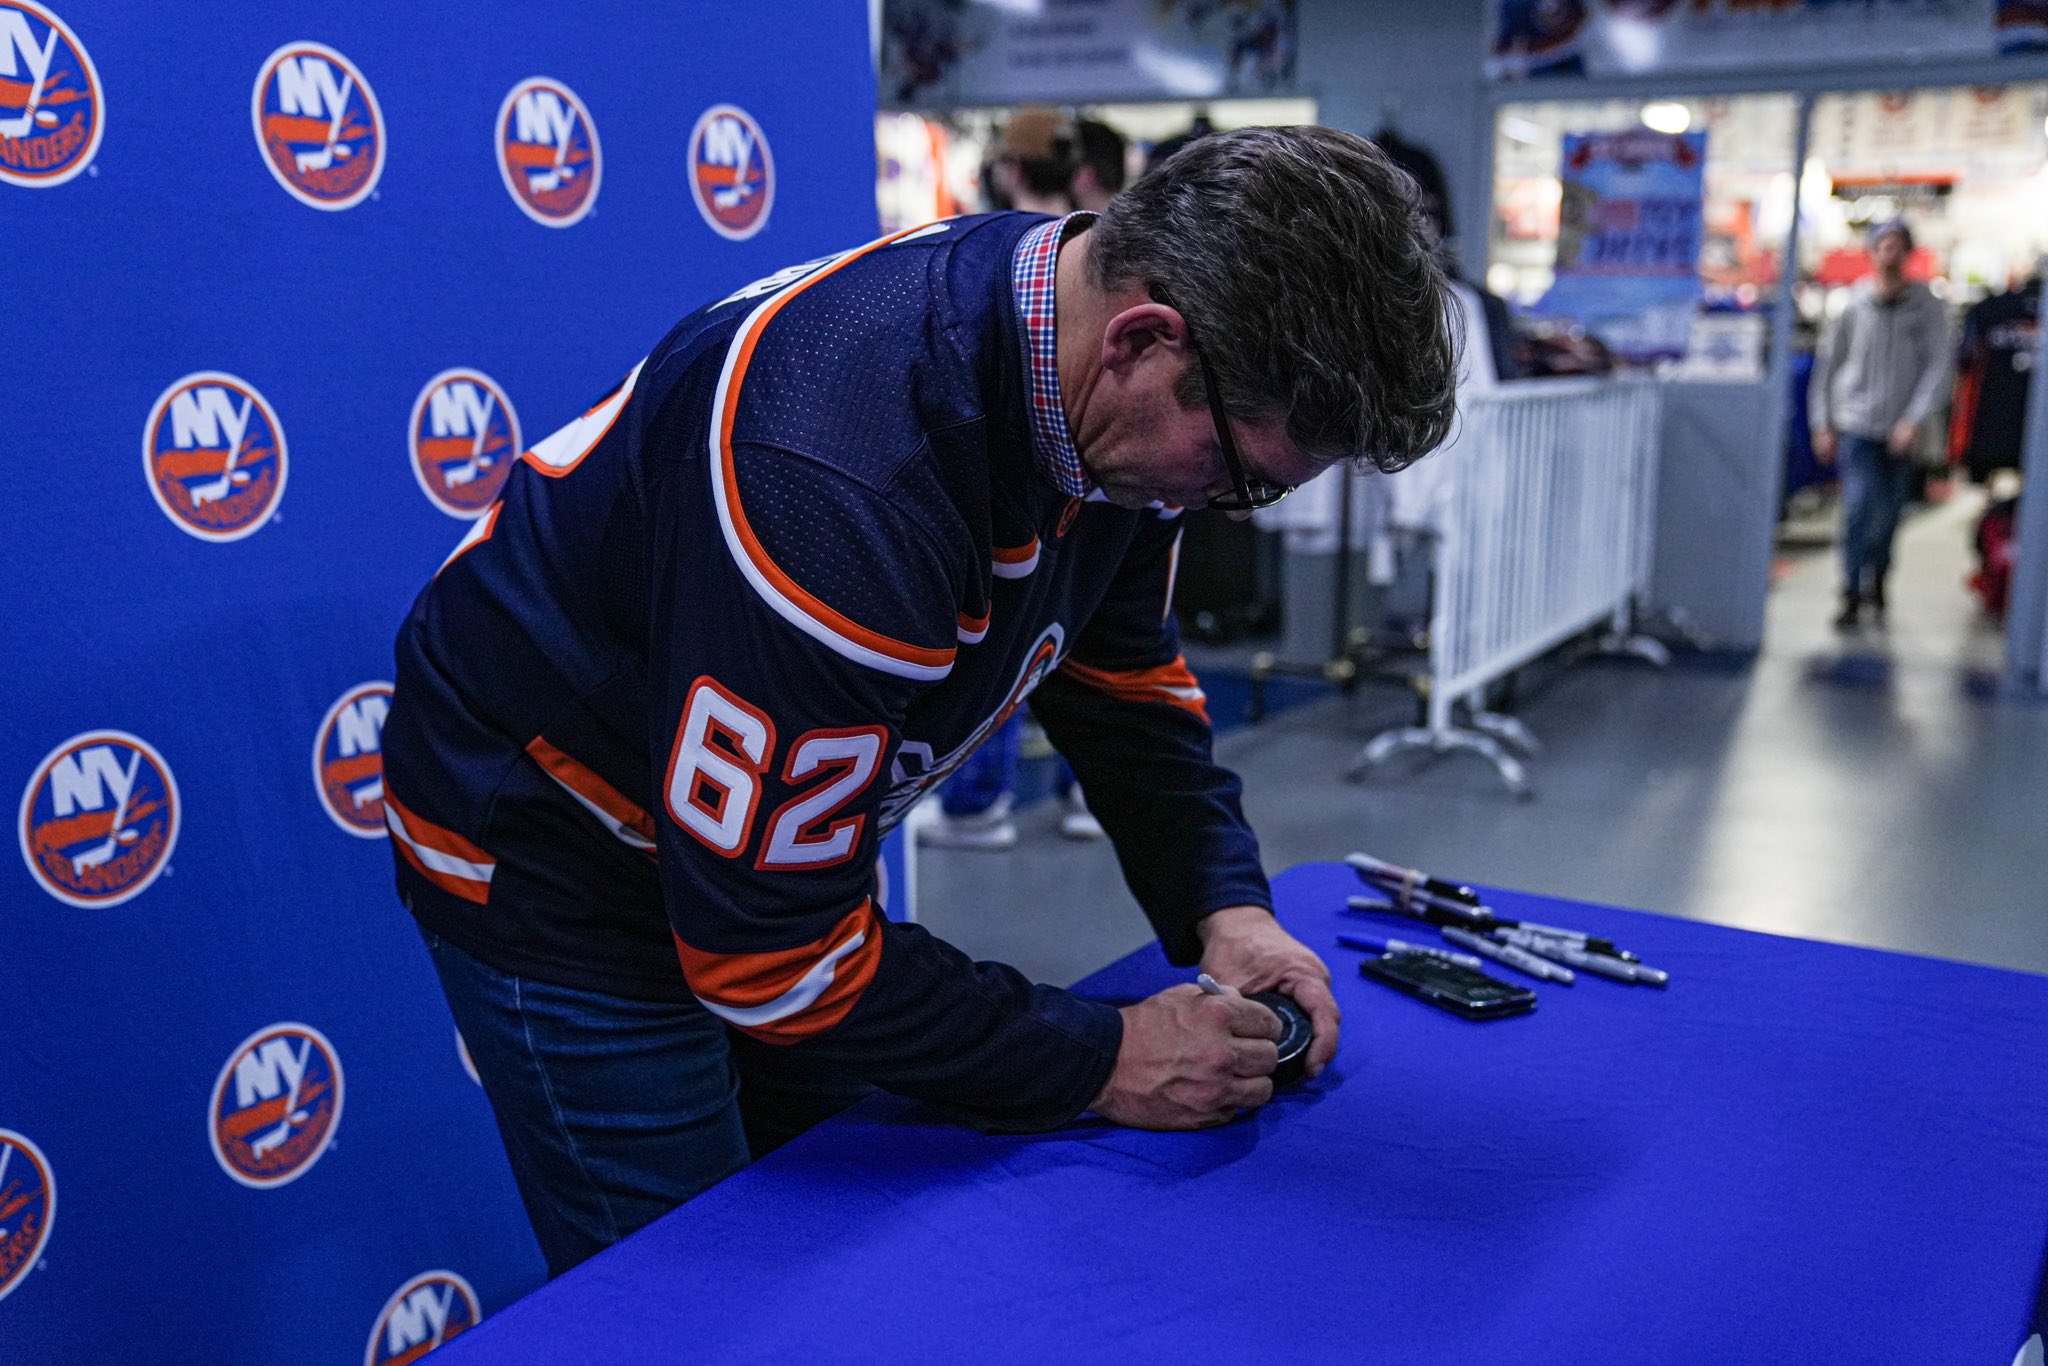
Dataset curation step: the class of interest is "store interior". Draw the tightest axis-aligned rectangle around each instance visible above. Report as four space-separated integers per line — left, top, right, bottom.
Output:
869 85 2048 988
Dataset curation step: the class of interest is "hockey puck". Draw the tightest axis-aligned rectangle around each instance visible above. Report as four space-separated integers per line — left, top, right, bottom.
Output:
1247 991 1314 1086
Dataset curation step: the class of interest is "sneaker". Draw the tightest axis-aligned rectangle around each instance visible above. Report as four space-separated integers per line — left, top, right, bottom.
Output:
917 796 1019 851
1058 789 1106 841
1832 592 1861 631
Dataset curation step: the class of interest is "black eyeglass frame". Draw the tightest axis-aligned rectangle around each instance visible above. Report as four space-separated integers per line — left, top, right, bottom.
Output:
1154 289 1294 513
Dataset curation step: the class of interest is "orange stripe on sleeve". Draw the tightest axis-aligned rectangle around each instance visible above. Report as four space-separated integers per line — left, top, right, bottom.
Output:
1058 655 1211 723
526 737 657 854
384 792 495 904
673 900 884 1044
713 227 958 679
385 791 493 864
991 538 1041 579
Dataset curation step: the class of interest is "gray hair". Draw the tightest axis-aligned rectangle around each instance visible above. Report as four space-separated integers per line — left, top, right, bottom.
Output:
1088 125 1460 472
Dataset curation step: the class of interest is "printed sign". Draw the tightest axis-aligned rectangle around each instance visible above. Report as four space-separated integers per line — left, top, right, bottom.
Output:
1535 130 1706 363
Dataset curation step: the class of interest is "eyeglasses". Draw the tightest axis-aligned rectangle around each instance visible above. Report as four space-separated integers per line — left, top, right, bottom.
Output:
1156 289 1294 513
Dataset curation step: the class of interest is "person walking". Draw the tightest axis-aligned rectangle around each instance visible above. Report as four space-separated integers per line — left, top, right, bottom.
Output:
1809 219 1953 628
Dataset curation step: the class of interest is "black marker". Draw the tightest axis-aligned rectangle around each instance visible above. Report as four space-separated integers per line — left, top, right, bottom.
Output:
1346 893 1495 931
1494 921 1636 963
1346 852 1483 909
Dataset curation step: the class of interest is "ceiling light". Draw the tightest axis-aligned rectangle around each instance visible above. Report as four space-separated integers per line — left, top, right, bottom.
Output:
1641 102 1691 135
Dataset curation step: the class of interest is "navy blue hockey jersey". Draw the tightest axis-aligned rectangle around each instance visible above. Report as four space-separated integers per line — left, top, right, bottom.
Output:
382 212 1270 1131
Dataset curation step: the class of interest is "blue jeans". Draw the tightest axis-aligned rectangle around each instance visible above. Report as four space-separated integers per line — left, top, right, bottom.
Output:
421 930 873 1277
1839 433 1914 595
938 715 1021 816
936 716 1079 816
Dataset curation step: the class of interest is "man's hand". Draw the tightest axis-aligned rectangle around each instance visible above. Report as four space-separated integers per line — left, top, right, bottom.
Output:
1813 429 1838 465
1887 418 1918 457
1092 982 1282 1129
1197 906 1341 1078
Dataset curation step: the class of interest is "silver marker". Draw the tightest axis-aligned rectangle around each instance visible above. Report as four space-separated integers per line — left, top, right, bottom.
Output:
1440 926 1573 985
1501 934 1642 984
1196 972 1228 996
1506 922 1638 962
1347 894 1424 922
1336 932 1485 971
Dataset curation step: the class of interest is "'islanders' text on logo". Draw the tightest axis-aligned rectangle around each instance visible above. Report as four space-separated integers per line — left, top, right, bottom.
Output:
251 41 383 210
0 3 102 187
409 370 520 517
143 371 287 542
18 730 178 908
0 1130 55 1304
314 682 393 838
688 104 773 241
495 77 599 228
209 1022 343 1189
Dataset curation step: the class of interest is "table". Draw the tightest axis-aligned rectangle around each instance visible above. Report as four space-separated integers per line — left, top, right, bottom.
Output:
436 864 2048 1364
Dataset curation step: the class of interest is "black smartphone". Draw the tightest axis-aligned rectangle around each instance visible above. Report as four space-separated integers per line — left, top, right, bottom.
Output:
1360 951 1538 1020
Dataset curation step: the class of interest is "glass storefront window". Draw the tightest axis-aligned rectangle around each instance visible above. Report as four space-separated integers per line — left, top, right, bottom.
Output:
1802 83 2048 309
1489 94 1799 368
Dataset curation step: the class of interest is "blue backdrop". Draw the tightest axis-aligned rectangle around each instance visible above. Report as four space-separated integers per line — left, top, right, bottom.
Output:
2 3 881 1360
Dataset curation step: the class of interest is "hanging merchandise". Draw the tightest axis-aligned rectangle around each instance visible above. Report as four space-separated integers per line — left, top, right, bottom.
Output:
1950 275 2042 480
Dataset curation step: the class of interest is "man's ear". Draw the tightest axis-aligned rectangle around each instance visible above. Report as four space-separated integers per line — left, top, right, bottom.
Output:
1100 302 1187 377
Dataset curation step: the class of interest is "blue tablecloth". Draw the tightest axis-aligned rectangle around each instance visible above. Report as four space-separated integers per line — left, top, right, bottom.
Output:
438 864 2048 1365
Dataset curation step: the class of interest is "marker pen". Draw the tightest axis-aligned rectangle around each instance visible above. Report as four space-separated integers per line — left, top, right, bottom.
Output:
1504 935 1669 988
1355 883 1499 928
1345 852 1483 908
1336 932 1485 971
1499 921 1635 962
1439 926 1573 985
1502 935 1643 984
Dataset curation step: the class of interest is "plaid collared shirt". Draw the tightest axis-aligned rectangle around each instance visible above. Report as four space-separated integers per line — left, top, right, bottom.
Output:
1011 212 1095 498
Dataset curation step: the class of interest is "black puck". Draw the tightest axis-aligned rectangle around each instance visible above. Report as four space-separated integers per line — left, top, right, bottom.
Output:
1247 991 1313 1086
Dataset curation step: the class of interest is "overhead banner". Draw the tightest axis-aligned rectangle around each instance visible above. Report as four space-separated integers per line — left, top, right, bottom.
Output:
880 0 1296 108
1489 0 2048 80
1535 130 1707 363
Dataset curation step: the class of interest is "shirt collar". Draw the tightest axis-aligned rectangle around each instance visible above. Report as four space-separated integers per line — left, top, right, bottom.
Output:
1012 212 1096 498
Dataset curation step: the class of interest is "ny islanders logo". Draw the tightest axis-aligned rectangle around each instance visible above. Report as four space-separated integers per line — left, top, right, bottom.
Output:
19 731 178 908
409 370 520 517
495 77 599 227
0 3 103 188
367 1271 480 1365
0 1131 54 1304
688 104 773 240
209 1022 343 1188
143 371 287 542
251 41 383 210
314 682 393 838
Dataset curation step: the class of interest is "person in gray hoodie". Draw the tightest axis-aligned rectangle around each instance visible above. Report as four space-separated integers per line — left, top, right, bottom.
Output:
1809 219 1953 628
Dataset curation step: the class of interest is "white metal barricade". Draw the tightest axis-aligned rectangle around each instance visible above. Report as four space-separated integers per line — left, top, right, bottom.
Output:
1353 376 1666 797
